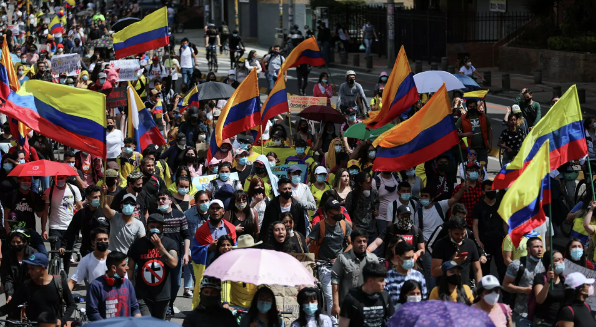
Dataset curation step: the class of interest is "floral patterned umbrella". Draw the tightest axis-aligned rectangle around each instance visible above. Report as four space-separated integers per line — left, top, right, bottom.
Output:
89 37 113 49
387 301 496 327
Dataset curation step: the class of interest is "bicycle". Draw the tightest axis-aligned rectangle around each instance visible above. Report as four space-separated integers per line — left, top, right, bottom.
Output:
173 14 185 33
70 296 88 326
222 42 229 55
47 236 75 282
0 320 37 327
231 48 245 69
206 45 218 73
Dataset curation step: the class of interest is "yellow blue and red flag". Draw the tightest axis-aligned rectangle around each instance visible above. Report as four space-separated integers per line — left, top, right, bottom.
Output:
49 15 64 34
113 7 169 59
463 89 489 101
64 0 76 9
178 84 200 113
365 45 419 129
127 84 166 150
372 83 458 172
498 141 551 247
261 75 288 124
279 37 325 74
493 85 586 190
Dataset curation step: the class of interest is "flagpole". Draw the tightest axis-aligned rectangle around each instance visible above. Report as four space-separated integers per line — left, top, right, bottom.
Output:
548 202 554 289
260 123 264 154
588 161 596 201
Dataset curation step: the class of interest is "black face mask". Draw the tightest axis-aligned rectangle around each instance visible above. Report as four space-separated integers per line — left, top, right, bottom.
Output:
254 187 265 195
332 213 345 221
447 274 462 286
208 102 215 108
300 126 308 132
95 241 109 252
132 186 143 193
106 177 117 187
485 190 497 200
10 244 25 252
186 155 196 162
255 167 266 175
348 78 355 85
181 88 188 94
200 293 220 308
107 125 114 131
525 98 532 103
280 191 292 199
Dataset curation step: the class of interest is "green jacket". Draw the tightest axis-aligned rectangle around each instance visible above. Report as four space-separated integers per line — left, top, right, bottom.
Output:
515 92 541 127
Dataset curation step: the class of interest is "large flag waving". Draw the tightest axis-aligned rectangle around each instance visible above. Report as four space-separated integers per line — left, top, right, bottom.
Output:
113 7 169 59
364 45 419 129
127 84 166 151
372 83 458 171
49 15 64 34
279 37 325 74
493 85 586 189
1 38 31 146
178 85 200 113
261 75 288 124
498 141 551 247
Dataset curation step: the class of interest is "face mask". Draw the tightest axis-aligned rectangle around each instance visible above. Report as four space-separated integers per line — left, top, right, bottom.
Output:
236 202 247 210
199 202 209 212
530 255 541 262
485 190 496 200
57 180 66 187
124 147 133 154
468 171 479 181
20 182 31 190
554 263 565 275
334 145 342 153
291 175 301 185
82 75 88 81
589 285 595 297
401 258 415 270
198 134 206 142
348 78 355 84
91 198 100 207
362 190 371 197
186 155 196 162
122 204 135 215
273 140 282 146
238 63 244 67
182 44 188 48
233 33 238 37
3 162 12 172
268 161 276 167
107 125 115 131
332 213 345 221
21 58 26 64
407 295 422 303
240 143 249 150
212 166 219 173
437 163 448 171
149 228 161 236
257 301 272 313
219 172 230 181
406 170 416 177
238 157 248 166
296 147 305 155
368 151 376 159
256 167 266 174
17 70 23 76
220 147 230 152
483 292 499 306
95 241 109 252
381 77 388 82
348 115 356 122
106 177 117 187
18 159 26 164
302 303 318 316
99 78 106 84
280 191 292 199
349 169 359 176
525 98 532 104
157 203 170 213
316 175 327 183
420 199 430 206
155 85 162 91
466 62 472 67
200 293 220 308
447 274 462 286
570 248 583 261
132 186 143 193
400 193 411 201
11 244 26 252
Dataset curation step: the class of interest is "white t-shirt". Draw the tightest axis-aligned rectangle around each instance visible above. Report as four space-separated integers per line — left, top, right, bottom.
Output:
106 129 124 159
415 199 450 241
167 7 175 17
386 198 418 224
280 204 291 213
261 120 273 141
165 58 180 80
45 185 82 230
108 212 145 254
148 64 167 88
179 47 193 68
70 252 109 283
459 65 476 76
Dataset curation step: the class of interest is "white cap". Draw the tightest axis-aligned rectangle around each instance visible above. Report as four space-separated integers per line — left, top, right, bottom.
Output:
315 166 328 175
208 157 220 166
565 272 595 289
235 148 248 156
228 69 235 75
209 199 224 209
511 104 521 113
479 275 501 290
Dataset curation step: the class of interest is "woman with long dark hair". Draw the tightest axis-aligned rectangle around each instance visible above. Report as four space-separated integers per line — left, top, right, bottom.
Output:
240 286 284 327
182 147 202 177
281 213 307 253
224 190 259 239
395 280 423 310
312 72 333 106
345 172 378 240
208 234 233 266
291 287 332 327
332 168 351 204
532 250 565 327
351 141 376 174
265 221 293 253
428 261 474 304
565 238 595 269
556 272 596 327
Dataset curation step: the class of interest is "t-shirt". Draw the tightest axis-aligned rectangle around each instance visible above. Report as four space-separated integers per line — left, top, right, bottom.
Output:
472 199 506 243
533 273 565 321
431 237 480 286
499 129 525 152
4 189 45 229
378 224 423 256
385 199 418 224
415 200 450 241
505 257 545 316
308 221 352 261
160 209 190 254
127 235 178 301
471 302 511 327
179 46 193 68
70 252 109 284
455 110 492 149
556 301 596 327
231 164 253 186
502 235 529 260
106 129 124 160
428 284 474 303
384 269 427 308
339 287 394 327
372 175 400 222
45 184 82 230
108 212 146 254
206 178 242 193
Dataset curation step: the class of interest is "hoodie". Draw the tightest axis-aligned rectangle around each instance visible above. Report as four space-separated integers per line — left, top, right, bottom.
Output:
214 138 234 163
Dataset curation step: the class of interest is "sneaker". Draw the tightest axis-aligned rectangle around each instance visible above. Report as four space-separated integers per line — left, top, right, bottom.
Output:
70 254 76 263
183 290 193 298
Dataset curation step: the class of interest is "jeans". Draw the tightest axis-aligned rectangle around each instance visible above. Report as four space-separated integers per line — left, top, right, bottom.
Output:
364 38 373 57
183 260 195 289
321 41 330 64
318 265 337 324
41 176 50 192
32 177 40 193
265 73 277 94
30 230 48 256
49 229 71 274
513 312 532 327
138 298 169 319
170 244 184 307
181 67 193 85
421 251 436 291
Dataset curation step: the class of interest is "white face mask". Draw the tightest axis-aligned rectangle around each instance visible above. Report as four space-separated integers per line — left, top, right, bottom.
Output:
407 295 421 303
363 190 371 197
466 62 472 67
269 160 276 167
483 292 499 306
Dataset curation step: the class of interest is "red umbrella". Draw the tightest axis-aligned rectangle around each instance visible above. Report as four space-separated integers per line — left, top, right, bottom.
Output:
8 160 78 177
297 105 346 124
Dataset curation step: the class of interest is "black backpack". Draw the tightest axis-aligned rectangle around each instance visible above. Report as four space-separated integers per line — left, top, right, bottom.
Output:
416 201 445 232
506 256 527 307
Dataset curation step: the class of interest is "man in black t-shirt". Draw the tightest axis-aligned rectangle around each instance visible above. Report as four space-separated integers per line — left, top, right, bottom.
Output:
127 214 178 319
4 176 45 231
339 262 394 327
367 205 424 258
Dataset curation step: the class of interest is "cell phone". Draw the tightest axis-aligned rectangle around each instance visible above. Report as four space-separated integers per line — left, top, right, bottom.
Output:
459 252 468 257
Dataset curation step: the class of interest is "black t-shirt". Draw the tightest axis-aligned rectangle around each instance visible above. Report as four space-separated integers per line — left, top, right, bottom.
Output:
127 235 178 301
431 236 480 286
340 287 394 327
534 273 565 321
471 199 506 243
62 206 109 256
232 164 252 186
172 197 190 212
557 301 596 327
206 30 219 45
4 189 45 229
160 209 190 254
378 224 424 255
107 185 124 197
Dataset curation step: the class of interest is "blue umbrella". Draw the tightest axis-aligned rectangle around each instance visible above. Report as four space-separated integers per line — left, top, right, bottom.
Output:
85 317 180 327
452 74 480 89
387 300 496 327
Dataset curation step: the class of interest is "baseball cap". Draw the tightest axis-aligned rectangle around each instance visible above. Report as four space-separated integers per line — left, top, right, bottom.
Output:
228 69 235 75
105 169 118 178
122 193 137 204
396 205 411 216
441 260 463 273
466 161 481 170
209 199 224 209
315 166 328 175
98 72 107 79
345 108 357 116
324 199 341 212
147 213 165 225
287 165 302 174
23 252 49 268
235 148 248 156
152 55 159 62
240 134 254 144
348 159 360 168
479 275 501 290
565 272 595 289
511 104 521 113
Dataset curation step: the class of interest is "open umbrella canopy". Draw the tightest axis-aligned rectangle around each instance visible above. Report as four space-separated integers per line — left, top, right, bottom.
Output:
111 17 141 32
452 73 480 89
343 122 395 140
298 105 345 124
89 37 113 49
196 82 236 101
86 316 180 327
387 301 496 327
8 160 78 177
204 248 315 286
413 71 466 93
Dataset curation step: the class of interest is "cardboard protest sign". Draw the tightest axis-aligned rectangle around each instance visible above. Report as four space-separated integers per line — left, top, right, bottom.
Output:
109 59 141 81
104 87 128 108
192 172 240 191
288 96 327 113
269 164 308 183
51 53 81 76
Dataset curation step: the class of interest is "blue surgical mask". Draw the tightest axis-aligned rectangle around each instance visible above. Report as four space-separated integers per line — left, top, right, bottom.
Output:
91 199 100 207
122 204 135 215
57 180 66 187
199 202 209 212
401 258 415 270
68 162 75 168
296 147 305 155
349 169 359 175
124 147 133 154
570 248 584 261
368 151 376 159
420 199 430 206
182 44 188 48
3 162 12 172
158 204 170 212
530 255 540 262
468 171 479 181
114 273 122 279
400 193 411 201
302 303 318 316
178 188 189 195
406 170 416 177
20 182 31 190
240 143 249 150
232 33 238 37
348 115 356 122
381 76 388 82
212 166 219 173
334 145 342 152
554 263 565 275
18 159 25 164
257 301 272 313
238 157 248 166
292 175 301 185
82 75 88 81
321 79 328 83
220 172 230 181
150 228 160 234
316 175 327 183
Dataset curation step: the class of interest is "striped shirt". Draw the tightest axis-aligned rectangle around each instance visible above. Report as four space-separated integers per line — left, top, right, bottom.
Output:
161 209 191 254
384 268 427 308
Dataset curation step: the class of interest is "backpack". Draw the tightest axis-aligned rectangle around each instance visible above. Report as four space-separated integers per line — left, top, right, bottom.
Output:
48 183 77 218
506 256 527 307
555 303 591 327
373 172 400 191
309 220 347 259
416 202 445 232
390 199 417 225
222 25 229 35
210 179 241 194
119 153 141 171
24 275 64 316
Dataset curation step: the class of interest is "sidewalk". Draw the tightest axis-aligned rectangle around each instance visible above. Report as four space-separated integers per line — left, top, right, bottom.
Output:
325 50 596 113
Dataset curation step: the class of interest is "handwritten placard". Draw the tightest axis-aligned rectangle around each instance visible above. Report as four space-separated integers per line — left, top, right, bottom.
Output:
104 87 128 108
288 96 327 113
191 172 240 191
51 53 81 76
564 259 596 310
109 59 140 81
270 164 308 183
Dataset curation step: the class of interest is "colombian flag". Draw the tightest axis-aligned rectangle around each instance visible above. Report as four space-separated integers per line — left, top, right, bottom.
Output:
498 141 551 247
153 99 163 119
113 7 169 59
364 45 419 129
215 68 260 146
492 85 586 190
372 83 458 172
463 89 489 101
49 15 63 34
178 84 200 113
64 0 75 9
279 37 325 73
261 75 288 124
127 84 166 151
206 129 218 164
